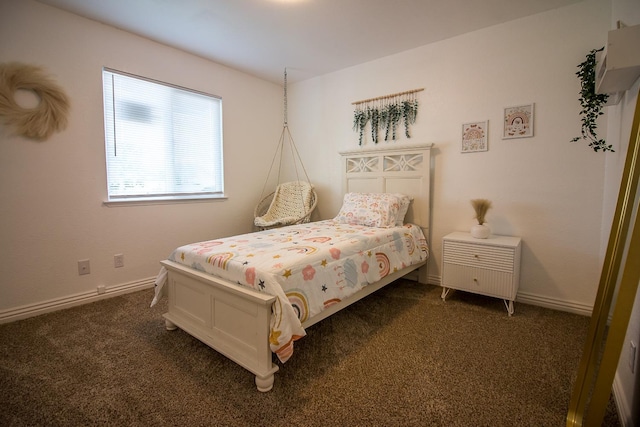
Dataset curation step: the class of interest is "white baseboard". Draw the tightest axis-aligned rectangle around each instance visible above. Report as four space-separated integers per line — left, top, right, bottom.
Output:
427 274 441 286
0 277 155 324
613 372 634 427
515 291 593 316
429 275 593 316
2 274 591 324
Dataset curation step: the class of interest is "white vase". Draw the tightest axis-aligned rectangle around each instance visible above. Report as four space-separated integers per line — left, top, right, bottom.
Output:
470 223 490 239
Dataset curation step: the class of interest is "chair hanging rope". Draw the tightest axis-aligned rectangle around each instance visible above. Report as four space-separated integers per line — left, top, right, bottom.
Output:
254 68 317 229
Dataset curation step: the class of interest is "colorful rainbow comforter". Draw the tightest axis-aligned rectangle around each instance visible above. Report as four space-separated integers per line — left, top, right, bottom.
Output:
155 220 428 362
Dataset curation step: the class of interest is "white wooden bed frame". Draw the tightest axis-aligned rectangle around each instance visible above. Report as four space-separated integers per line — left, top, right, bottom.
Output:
161 143 433 392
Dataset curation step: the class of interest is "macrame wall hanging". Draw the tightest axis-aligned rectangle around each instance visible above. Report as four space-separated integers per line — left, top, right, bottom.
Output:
0 62 70 141
352 88 423 145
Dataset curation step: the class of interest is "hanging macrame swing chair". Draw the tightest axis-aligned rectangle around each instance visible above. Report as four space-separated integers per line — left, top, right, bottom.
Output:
254 69 317 230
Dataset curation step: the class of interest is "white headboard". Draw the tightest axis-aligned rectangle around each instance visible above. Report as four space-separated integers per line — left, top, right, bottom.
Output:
339 143 433 235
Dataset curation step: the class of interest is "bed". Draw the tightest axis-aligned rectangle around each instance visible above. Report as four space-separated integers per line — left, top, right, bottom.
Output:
152 143 433 391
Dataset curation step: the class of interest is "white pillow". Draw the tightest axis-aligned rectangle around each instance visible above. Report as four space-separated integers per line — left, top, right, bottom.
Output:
393 193 412 226
334 193 402 227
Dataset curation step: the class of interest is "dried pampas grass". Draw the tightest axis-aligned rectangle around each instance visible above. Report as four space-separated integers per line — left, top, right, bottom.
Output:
0 62 70 140
471 198 492 225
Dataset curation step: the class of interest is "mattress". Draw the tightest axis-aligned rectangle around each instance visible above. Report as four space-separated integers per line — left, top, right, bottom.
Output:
154 219 428 362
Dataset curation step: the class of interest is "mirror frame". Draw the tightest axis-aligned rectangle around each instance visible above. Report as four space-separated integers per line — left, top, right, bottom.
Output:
566 89 640 426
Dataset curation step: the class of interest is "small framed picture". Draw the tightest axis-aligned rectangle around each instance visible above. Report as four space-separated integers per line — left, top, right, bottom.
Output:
503 103 534 139
461 121 488 153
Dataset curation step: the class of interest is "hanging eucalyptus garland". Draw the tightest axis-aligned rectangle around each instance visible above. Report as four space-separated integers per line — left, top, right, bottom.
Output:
352 89 421 145
369 106 380 143
379 104 390 142
386 103 402 141
353 108 369 145
402 99 419 138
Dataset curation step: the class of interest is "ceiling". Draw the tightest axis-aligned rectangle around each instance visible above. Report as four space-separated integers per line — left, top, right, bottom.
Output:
37 0 583 84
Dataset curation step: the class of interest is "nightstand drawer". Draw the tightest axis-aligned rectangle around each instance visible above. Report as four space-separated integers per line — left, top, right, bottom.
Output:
443 240 515 272
442 262 516 300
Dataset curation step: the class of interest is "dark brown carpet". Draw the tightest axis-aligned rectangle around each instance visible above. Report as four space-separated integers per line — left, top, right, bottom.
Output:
0 280 620 426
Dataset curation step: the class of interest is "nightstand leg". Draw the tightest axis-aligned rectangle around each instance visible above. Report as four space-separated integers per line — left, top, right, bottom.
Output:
504 300 514 316
441 287 451 301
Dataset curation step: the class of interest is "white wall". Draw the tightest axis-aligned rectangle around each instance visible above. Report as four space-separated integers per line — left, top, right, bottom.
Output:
0 0 283 317
289 0 611 313
0 0 621 328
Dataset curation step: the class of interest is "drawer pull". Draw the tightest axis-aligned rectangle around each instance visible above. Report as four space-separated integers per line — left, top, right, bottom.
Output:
474 254 479 259
473 278 478 283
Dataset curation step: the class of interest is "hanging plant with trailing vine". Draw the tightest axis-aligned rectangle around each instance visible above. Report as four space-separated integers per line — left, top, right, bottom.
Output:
570 47 612 152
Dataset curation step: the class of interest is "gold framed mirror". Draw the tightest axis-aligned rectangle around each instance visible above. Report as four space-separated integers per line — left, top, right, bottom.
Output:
566 89 640 426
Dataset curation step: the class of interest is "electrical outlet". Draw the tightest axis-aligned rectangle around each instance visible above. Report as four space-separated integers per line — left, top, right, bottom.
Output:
114 254 124 268
630 341 637 374
78 259 90 275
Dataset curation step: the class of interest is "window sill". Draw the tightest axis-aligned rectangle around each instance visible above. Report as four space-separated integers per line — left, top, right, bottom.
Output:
103 194 227 207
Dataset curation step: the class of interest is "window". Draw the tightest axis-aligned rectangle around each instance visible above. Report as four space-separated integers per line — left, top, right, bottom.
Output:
102 68 224 202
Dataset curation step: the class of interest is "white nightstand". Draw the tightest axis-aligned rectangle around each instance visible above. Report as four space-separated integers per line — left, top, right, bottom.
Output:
441 231 522 315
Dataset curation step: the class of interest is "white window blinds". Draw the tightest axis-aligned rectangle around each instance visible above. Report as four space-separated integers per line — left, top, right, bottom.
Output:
102 68 224 201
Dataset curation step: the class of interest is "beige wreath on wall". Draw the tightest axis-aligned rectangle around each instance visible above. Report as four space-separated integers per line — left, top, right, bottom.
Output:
0 62 70 140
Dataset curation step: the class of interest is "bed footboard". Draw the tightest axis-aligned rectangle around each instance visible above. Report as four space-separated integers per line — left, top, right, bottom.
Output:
161 260 279 392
